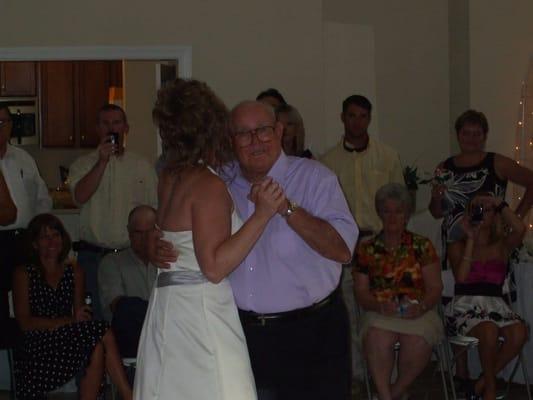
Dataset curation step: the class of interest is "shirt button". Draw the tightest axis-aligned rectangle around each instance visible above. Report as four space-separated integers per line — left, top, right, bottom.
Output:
249 266 254 271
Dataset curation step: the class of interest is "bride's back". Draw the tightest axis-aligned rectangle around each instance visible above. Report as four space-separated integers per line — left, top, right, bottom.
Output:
157 166 218 233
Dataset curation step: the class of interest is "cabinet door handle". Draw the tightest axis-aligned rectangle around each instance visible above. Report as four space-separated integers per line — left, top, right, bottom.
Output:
69 135 73 142
81 135 85 141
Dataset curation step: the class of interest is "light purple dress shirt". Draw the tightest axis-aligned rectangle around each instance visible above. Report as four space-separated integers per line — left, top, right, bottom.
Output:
225 152 359 313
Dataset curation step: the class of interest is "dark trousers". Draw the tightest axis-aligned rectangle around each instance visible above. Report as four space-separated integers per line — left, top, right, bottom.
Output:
111 296 148 358
0 229 27 321
240 293 351 400
76 249 107 319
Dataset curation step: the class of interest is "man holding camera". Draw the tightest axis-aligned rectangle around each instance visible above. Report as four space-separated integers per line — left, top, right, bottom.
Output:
69 104 157 318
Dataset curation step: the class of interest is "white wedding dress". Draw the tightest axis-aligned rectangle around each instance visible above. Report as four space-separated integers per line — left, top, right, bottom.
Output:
134 207 257 399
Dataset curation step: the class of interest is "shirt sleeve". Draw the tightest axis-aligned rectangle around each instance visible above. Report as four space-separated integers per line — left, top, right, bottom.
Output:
68 155 94 194
354 241 370 274
97 253 125 321
30 158 52 214
417 237 439 267
305 165 359 256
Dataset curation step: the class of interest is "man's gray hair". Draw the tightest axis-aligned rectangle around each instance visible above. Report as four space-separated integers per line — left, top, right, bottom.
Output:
374 183 413 218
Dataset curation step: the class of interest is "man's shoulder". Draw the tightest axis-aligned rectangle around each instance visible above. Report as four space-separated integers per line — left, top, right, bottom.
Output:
370 137 400 158
287 156 336 181
6 145 35 164
100 248 135 270
320 142 344 162
122 151 155 171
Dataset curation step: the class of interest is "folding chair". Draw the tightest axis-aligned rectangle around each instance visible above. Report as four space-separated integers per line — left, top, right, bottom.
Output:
441 268 532 400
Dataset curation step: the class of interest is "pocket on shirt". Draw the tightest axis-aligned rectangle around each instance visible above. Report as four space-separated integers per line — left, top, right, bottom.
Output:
270 225 299 258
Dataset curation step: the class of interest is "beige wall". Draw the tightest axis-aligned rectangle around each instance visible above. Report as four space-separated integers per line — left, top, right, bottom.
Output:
323 0 450 209
123 60 159 165
469 0 533 158
3 0 454 207
323 1 450 167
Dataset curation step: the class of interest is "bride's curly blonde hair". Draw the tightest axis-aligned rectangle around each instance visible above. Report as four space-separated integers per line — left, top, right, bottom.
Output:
153 78 234 173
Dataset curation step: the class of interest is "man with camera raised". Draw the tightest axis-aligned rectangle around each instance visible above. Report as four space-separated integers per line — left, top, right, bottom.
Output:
69 104 157 318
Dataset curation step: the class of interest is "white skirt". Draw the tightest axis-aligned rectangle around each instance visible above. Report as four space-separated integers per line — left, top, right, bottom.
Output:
133 278 257 400
445 295 523 337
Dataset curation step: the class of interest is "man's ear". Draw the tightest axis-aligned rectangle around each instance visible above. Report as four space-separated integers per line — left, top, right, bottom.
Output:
340 112 346 124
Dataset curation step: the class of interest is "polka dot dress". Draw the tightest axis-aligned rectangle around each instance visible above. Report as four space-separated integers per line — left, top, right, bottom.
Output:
14 264 109 399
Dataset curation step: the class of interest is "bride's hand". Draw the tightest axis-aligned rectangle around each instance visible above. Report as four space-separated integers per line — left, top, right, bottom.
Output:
148 228 178 269
249 178 286 220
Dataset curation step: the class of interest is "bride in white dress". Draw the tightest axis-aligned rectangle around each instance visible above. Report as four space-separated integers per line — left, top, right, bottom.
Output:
134 79 285 400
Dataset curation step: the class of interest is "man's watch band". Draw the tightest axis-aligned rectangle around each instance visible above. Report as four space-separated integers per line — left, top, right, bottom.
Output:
282 199 299 218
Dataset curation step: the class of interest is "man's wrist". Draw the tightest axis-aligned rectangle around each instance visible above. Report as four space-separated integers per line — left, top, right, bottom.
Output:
281 199 299 218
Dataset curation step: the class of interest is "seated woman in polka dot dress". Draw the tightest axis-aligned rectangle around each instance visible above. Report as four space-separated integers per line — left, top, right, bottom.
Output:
12 213 132 400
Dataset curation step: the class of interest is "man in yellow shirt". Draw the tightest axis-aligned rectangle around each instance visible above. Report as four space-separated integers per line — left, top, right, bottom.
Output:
321 94 404 387
69 104 157 318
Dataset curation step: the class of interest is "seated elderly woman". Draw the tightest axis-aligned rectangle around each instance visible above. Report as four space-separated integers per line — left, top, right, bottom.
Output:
13 213 132 400
353 183 444 400
446 193 527 400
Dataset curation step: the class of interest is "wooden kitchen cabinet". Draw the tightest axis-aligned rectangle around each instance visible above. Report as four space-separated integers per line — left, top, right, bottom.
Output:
40 62 76 147
0 62 37 97
40 60 122 148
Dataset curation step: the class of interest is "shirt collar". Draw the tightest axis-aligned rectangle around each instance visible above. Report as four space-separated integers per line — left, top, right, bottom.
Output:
228 151 287 188
342 135 373 154
374 230 412 254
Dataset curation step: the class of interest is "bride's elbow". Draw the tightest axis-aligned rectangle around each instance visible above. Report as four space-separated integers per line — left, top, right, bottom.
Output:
201 265 225 284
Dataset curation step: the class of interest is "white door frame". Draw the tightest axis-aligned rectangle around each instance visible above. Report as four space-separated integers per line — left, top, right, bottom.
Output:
0 45 192 78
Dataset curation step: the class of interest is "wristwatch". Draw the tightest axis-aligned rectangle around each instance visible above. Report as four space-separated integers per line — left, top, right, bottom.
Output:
282 199 299 218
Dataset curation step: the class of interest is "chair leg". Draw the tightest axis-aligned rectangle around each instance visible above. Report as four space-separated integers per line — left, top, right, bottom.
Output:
518 351 532 400
7 349 16 400
443 341 458 400
363 360 373 400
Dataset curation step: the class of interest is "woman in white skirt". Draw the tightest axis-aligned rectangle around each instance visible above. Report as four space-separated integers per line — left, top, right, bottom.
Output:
446 193 527 400
133 79 285 400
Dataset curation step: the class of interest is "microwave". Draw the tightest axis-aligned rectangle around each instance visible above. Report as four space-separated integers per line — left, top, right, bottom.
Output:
0 98 39 146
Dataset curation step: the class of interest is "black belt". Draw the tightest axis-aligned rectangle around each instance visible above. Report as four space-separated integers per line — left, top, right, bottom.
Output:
455 283 503 297
239 287 340 326
73 240 123 255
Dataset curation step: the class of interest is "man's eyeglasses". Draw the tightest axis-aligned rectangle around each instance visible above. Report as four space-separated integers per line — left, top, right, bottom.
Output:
233 125 275 147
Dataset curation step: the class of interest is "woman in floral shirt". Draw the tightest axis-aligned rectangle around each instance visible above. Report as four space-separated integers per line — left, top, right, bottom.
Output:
354 183 443 400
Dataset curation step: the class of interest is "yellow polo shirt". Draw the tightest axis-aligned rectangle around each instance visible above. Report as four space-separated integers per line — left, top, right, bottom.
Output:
69 151 157 248
321 137 404 233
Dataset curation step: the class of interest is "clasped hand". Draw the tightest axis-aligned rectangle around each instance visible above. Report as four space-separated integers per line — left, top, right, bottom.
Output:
247 177 287 219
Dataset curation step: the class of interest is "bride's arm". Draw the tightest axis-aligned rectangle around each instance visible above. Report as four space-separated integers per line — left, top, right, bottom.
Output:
193 175 284 283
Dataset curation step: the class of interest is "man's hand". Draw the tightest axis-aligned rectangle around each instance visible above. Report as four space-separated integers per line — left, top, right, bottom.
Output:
148 228 178 269
74 305 92 322
97 134 116 163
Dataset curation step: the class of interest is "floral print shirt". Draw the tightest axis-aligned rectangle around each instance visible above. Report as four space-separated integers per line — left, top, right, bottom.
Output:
355 230 439 302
